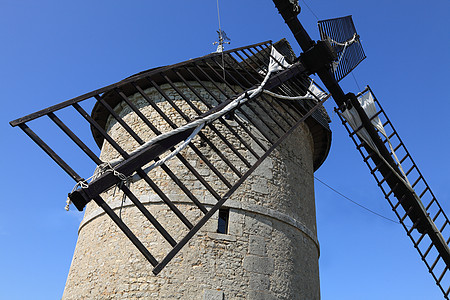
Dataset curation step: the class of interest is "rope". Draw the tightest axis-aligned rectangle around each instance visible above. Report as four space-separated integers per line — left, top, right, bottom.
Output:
118 180 130 219
351 71 362 93
263 90 316 101
327 33 359 47
126 83 329 183
300 0 319 20
263 80 328 101
66 162 129 211
129 123 205 183
330 33 359 71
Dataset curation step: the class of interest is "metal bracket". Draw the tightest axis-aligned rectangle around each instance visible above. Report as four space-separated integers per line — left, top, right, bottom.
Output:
299 40 337 75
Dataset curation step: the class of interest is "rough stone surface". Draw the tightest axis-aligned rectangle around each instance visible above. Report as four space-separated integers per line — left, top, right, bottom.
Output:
204 289 225 300
63 81 320 299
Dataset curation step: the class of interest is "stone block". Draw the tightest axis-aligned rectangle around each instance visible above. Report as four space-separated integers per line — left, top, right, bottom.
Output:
243 255 274 275
244 213 273 236
248 273 270 290
248 235 266 256
247 290 277 300
251 181 269 195
228 209 244 236
203 289 224 300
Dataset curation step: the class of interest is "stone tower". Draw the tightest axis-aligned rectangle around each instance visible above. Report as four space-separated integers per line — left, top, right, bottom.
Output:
62 40 331 299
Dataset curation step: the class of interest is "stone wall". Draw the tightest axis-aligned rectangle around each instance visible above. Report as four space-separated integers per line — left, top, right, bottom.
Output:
63 81 320 299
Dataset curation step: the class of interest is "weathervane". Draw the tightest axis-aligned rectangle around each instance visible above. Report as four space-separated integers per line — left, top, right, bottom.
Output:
213 29 231 53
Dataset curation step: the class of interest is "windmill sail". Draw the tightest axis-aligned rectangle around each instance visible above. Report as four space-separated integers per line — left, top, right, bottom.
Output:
9 40 331 275
337 87 450 298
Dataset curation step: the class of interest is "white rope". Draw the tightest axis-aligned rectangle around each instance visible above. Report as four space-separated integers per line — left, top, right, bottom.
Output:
123 78 328 184
128 77 327 183
263 80 328 101
129 123 205 183
327 33 358 47
263 90 316 101
65 198 72 211
65 177 90 211
66 162 129 211
329 33 359 71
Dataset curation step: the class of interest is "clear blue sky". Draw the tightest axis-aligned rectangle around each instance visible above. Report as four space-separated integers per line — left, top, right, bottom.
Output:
1 1 449 299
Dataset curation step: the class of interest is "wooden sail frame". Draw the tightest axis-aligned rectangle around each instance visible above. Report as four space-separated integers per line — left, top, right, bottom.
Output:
10 39 331 274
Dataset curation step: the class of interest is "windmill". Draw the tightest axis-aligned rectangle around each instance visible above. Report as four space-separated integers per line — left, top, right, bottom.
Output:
7 1 450 298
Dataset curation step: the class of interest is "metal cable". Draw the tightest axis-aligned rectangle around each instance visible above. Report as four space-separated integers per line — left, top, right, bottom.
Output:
314 176 403 225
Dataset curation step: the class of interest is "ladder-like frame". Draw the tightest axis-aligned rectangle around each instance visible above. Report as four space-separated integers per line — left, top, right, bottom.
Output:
10 40 331 275
337 87 450 298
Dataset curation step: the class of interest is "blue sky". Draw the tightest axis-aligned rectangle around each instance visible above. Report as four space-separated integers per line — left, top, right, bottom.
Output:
1 0 449 299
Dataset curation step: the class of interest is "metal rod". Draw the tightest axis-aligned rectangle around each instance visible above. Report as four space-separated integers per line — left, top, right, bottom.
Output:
18 123 83 182
95 95 145 144
73 103 129 158
47 112 102 165
119 184 177 246
93 195 158 266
